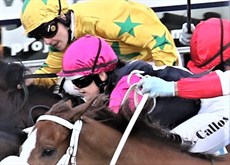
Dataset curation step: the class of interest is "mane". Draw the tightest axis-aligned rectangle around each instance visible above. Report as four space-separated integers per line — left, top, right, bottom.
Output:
94 96 221 160
85 95 191 149
83 95 218 160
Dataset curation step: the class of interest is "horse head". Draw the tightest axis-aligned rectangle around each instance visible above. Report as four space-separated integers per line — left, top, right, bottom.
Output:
0 95 132 164
0 59 62 160
2 95 227 165
9 98 97 165
0 60 28 91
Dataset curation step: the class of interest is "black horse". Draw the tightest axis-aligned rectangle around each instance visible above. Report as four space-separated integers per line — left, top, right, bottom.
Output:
0 59 63 160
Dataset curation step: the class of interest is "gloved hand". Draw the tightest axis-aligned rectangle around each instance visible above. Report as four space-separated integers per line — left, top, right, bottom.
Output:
137 76 175 97
179 23 195 45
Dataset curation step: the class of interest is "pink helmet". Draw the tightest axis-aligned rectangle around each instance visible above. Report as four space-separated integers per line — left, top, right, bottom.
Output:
187 18 230 73
59 35 118 78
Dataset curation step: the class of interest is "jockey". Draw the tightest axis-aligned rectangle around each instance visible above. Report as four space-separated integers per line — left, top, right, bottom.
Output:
138 18 230 155
58 34 200 125
138 18 230 99
58 34 153 113
20 0 179 88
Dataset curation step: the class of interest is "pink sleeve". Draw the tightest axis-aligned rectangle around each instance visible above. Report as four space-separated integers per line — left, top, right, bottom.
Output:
177 71 223 99
109 75 142 113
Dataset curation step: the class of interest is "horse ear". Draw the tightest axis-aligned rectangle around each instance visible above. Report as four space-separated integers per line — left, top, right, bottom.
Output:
65 99 72 107
71 96 97 121
31 107 50 124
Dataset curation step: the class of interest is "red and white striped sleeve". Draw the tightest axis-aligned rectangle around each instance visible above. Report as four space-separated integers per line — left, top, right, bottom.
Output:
177 70 230 99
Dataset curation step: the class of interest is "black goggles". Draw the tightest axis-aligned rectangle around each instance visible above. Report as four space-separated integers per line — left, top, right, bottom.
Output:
71 75 94 89
27 19 58 40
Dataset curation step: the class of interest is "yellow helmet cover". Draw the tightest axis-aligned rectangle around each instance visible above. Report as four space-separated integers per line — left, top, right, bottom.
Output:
21 0 69 34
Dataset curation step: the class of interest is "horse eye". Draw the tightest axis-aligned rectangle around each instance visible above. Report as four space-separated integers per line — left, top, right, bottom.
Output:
41 148 55 157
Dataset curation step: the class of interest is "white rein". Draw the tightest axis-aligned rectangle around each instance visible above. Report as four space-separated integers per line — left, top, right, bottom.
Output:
110 70 156 165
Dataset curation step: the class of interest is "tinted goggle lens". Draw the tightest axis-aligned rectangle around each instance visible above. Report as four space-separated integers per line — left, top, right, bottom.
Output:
71 75 94 88
27 20 58 39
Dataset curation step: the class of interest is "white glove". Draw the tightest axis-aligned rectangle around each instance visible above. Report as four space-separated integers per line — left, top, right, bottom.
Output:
179 23 195 45
137 76 175 98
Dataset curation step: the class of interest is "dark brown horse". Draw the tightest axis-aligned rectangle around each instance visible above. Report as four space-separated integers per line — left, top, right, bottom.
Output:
2 97 229 165
0 59 63 160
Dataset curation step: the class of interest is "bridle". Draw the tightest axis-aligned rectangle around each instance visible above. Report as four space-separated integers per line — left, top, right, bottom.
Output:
37 115 83 165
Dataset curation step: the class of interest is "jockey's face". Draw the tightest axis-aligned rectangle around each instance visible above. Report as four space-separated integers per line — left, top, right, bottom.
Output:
43 22 69 51
72 72 107 101
74 80 100 101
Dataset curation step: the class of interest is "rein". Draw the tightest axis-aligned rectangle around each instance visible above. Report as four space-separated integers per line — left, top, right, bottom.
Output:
37 115 83 165
110 90 149 165
23 73 57 79
110 70 156 165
